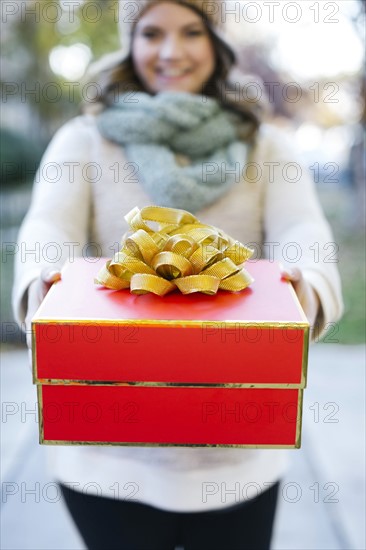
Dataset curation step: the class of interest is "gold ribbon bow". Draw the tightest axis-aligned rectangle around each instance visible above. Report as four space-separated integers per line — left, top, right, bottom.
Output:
95 206 254 296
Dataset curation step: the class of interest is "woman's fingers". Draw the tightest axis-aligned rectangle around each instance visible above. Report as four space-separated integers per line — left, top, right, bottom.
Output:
280 267 301 284
25 279 40 356
40 267 62 287
25 270 62 363
281 267 319 325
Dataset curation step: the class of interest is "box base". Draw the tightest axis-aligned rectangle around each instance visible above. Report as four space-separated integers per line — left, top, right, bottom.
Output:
39 385 302 448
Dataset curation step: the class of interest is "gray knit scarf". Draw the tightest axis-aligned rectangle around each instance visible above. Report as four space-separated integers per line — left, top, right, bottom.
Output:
97 91 248 213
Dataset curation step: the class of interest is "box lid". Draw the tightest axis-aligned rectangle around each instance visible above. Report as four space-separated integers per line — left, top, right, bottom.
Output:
32 258 309 386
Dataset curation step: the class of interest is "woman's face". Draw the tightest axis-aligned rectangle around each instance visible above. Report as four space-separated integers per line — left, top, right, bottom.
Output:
131 2 216 94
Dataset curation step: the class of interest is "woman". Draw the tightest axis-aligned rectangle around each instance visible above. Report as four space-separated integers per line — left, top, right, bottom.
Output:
13 1 343 549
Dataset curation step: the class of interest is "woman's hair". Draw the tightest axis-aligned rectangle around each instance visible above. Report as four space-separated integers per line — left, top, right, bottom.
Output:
84 17 261 140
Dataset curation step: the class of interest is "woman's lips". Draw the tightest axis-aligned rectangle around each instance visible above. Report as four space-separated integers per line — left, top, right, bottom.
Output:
156 68 191 80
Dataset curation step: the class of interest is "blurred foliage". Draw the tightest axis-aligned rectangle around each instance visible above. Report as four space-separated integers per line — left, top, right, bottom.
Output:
318 187 366 344
0 128 44 187
1 0 120 136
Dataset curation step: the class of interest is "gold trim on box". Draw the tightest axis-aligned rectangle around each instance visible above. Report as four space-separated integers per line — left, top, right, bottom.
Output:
33 318 309 329
31 324 38 385
37 385 45 445
301 327 309 389
35 379 305 389
39 440 299 449
295 389 303 449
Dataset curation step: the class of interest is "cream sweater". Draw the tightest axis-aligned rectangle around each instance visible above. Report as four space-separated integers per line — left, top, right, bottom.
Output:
13 115 343 512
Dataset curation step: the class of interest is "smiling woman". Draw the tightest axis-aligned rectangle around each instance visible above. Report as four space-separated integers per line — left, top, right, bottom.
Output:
131 3 216 94
88 0 259 142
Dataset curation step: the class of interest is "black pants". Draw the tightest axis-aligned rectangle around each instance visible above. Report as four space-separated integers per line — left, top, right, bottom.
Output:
60 482 279 550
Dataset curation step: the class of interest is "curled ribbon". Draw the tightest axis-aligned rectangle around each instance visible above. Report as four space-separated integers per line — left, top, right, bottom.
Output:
95 206 254 296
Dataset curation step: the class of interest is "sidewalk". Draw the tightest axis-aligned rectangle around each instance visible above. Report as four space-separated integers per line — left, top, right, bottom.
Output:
1 344 365 550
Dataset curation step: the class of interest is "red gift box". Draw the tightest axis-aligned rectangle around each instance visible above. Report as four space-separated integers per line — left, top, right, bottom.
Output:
32 257 309 448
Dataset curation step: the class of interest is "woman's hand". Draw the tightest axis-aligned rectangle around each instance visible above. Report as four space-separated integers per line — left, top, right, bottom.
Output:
281 267 320 326
25 268 61 355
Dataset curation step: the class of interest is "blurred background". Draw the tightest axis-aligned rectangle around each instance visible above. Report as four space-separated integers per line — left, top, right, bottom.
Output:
1 1 365 549
1 0 365 343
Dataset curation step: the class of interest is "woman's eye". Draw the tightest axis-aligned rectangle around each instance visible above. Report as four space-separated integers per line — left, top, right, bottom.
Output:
186 30 204 37
141 31 159 39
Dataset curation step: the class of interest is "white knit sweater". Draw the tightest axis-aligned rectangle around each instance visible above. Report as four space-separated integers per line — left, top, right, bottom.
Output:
13 115 343 512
